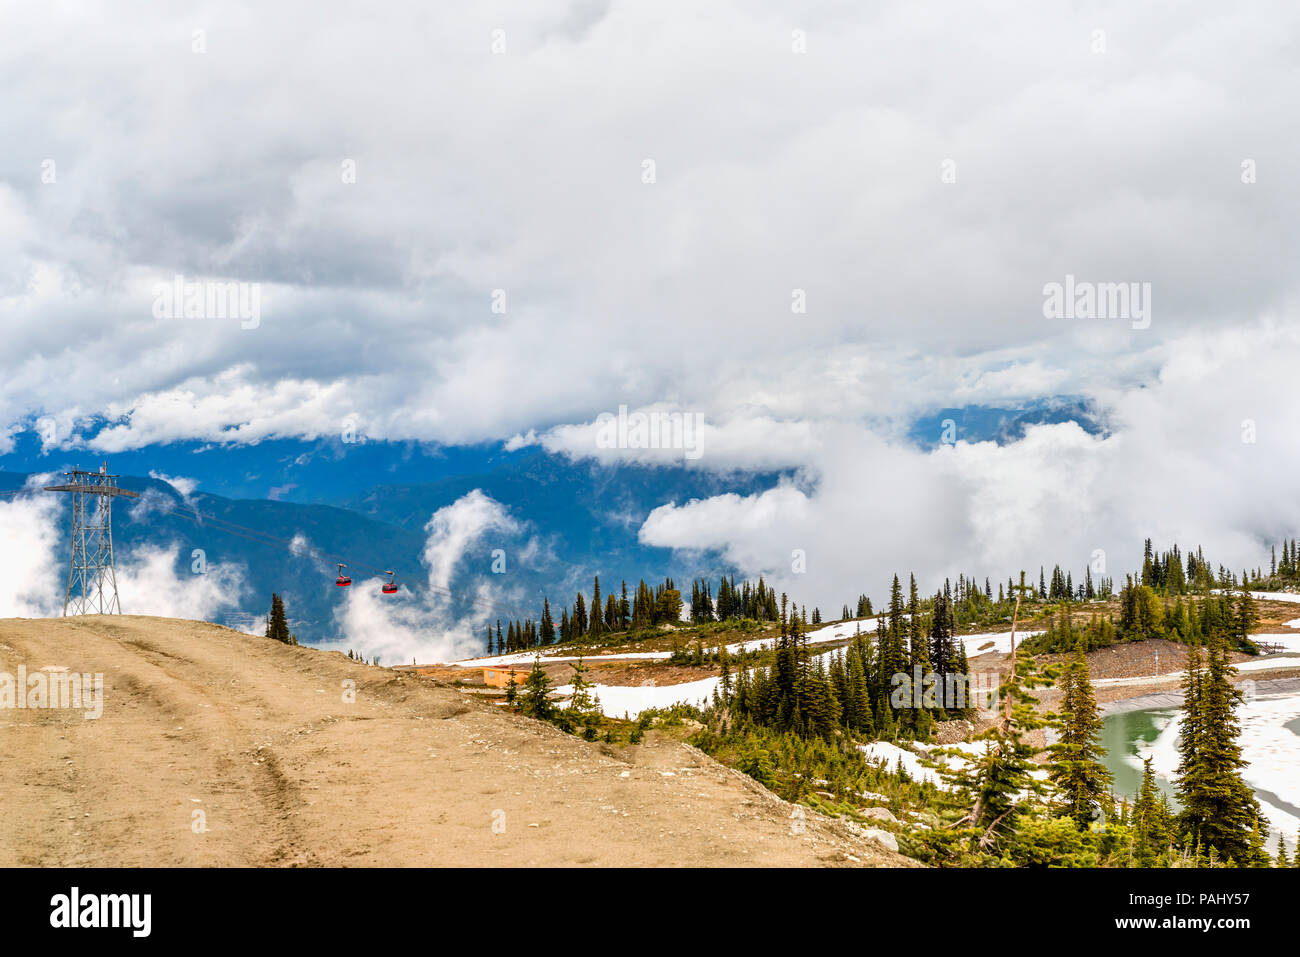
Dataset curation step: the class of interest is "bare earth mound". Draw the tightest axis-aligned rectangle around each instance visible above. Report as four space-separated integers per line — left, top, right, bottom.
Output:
0 616 910 868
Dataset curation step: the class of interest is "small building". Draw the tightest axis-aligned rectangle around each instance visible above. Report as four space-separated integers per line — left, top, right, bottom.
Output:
482 665 531 689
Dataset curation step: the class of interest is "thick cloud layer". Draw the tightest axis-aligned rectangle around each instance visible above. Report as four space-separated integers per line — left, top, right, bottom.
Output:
3 2 1298 622
3 1 1297 451
638 326 1300 610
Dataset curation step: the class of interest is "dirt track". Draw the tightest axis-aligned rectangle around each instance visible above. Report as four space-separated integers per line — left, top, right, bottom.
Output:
0 616 910 867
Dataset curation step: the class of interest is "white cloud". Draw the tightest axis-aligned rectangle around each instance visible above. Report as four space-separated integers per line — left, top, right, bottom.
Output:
115 544 249 621
0 475 64 617
147 470 198 498
515 406 822 470
2 2 1298 453
0 477 248 620
421 489 520 591
325 490 530 664
4 1 1300 631
637 325 1300 612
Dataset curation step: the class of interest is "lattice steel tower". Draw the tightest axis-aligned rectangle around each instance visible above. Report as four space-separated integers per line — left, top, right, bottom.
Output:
44 463 140 615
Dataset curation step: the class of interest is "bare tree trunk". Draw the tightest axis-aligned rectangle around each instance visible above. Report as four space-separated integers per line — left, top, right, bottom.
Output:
1001 593 1021 733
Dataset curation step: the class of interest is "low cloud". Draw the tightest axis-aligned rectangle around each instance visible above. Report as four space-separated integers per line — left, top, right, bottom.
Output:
0 477 248 620
324 490 530 665
147 470 199 498
0 475 64 617
116 544 248 621
638 326 1300 613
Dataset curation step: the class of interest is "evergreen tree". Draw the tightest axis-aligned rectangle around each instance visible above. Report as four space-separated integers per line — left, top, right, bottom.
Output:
843 646 874 735
1176 634 1267 864
539 597 556 644
573 592 588 637
522 657 555 720
589 577 603 638
1048 649 1112 829
1131 757 1172 866
946 572 1051 850
266 593 292 644
1233 586 1259 652
567 656 597 714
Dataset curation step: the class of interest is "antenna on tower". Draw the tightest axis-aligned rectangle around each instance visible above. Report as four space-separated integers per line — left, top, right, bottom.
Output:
44 462 140 615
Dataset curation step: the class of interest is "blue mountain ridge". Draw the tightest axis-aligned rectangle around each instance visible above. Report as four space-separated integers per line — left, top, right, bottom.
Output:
0 453 776 644
1 399 1098 645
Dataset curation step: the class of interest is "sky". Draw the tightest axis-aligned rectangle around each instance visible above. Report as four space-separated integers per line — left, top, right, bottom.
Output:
3 2 1300 651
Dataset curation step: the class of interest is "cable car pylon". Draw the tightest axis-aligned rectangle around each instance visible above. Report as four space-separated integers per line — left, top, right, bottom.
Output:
44 463 140 615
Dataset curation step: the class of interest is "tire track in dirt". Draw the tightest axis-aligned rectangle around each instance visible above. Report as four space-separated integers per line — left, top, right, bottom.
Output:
0 618 313 865
1 616 916 867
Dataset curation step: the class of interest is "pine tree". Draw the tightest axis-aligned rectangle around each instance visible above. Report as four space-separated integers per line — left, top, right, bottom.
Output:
1233 586 1259 652
1131 756 1172 866
843 647 874 734
521 657 554 720
1048 649 1112 829
540 597 555 644
588 577 603 639
573 592 588 637
567 656 596 714
1176 634 1267 864
881 574 907 708
266 594 291 644
946 571 1051 850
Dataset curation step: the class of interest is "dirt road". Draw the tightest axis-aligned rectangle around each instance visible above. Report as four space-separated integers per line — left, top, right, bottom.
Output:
0 616 909 867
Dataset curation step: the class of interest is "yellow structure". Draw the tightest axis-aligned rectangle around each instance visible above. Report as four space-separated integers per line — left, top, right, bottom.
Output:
482 665 530 689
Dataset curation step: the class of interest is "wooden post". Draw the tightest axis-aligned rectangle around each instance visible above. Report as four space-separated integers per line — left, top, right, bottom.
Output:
1003 572 1035 732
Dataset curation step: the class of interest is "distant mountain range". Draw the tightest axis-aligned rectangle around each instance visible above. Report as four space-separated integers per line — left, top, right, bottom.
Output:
0 399 1100 644
0 452 775 643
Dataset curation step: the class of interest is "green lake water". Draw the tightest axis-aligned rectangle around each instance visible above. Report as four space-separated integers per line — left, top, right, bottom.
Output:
1099 708 1180 804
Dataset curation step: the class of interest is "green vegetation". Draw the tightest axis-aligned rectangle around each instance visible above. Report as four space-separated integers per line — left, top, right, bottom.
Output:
264 593 299 646
687 565 1284 868
480 535 1295 868
1048 650 1112 829
1175 636 1271 865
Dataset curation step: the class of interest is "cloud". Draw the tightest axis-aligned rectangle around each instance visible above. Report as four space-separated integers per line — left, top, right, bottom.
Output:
511 405 821 470
115 544 249 620
0 475 64 617
5 1 1300 632
148 470 198 498
3 2 1298 455
0 475 248 620
325 490 530 664
421 489 521 591
638 325 1300 612
288 532 321 560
